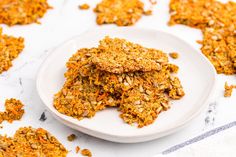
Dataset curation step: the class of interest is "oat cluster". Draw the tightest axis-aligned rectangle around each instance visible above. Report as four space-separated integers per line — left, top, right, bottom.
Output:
79 3 90 10
0 0 51 26
0 98 24 124
0 127 68 156
0 28 24 74
224 82 236 97
94 0 147 26
54 37 185 128
169 0 236 75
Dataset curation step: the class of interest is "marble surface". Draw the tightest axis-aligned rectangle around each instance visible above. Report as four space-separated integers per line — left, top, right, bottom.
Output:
0 0 236 156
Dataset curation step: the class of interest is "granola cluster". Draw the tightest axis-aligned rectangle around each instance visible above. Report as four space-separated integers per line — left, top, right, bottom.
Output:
54 37 185 128
0 127 68 156
0 99 24 124
169 0 236 75
0 0 51 26
94 0 148 26
224 82 236 97
0 28 24 74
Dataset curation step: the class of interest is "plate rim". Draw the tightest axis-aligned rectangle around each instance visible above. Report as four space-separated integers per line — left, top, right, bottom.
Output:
36 27 217 143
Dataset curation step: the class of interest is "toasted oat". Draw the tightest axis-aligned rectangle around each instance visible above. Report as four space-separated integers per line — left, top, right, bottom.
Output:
94 0 145 26
143 10 153 16
0 0 51 26
169 52 179 59
0 98 24 124
92 36 168 74
0 127 68 156
81 149 92 157
169 0 236 75
67 134 76 142
224 82 236 97
75 146 80 154
79 3 90 10
54 37 184 127
0 28 24 74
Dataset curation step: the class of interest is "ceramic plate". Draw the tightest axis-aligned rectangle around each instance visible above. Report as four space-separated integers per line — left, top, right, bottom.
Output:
36 27 216 143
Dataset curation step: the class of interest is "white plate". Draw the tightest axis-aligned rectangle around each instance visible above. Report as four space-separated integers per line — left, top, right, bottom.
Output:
36 27 216 143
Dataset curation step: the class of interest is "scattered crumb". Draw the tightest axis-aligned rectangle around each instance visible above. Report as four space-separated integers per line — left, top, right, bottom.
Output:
81 149 92 157
39 112 47 122
79 3 90 10
75 146 80 154
67 134 76 142
169 52 179 59
143 10 152 16
0 27 24 74
0 98 24 124
0 0 51 26
0 127 68 156
224 82 236 97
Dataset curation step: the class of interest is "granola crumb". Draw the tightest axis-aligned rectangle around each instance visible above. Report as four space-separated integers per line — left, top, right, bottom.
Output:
143 10 152 16
169 52 179 59
0 27 24 74
224 82 236 97
0 98 24 124
0 0 51 26
75 146 80 154
0 127 68 156
81 149 92 157
67 134 76 142
79 3 90 10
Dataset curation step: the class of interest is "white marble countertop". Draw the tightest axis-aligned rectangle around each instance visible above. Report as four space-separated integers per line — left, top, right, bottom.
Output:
0 0 236 156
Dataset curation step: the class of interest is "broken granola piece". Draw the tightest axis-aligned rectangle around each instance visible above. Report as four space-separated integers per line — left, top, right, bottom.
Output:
67 134 76 142
81 149 92 157
0 98 24 124
0 0 51 26
0 27 24 74
94 0 145 26
75 146 80 154
143 10 152 16
0 127 68 156
169 52 179 59
224 82 236 97
79 4 90 10
169 0 236 75
92 36 168 73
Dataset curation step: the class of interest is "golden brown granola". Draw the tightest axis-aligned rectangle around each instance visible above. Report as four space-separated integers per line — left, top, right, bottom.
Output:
67 134 76 142
0 98 24 124
0 0 51 26
76 146 80 154
169 0 236 75
81 149 92 157
224 82 236 97
0 127 68 156
94 0 145 26
0 28 24 74
169 52 179 59
79 3 90 10
54 37 184 128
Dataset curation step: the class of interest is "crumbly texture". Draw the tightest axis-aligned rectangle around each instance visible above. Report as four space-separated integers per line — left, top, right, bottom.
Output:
79 3 90 10
94 0 145 26
169 52 179 59
81 149 92 157
0 127 68 157
54 37 185 128
0 98 24 124
0 28 24 74
67 134 76 142
224 82 236 97
0 0 51 26
169 0 236 75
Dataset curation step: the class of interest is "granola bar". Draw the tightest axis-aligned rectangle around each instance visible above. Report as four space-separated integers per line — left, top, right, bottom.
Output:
0 127 68 156
0 28 24 74
94 0 145 26
0 0 51 26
